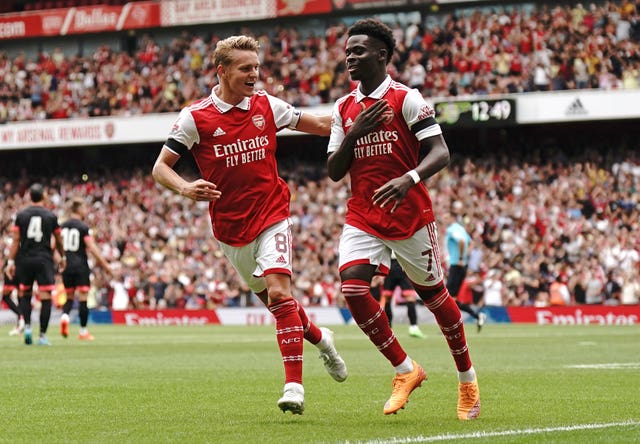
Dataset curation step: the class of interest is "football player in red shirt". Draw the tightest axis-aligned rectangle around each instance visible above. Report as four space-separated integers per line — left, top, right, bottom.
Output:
327 19 480 419
153 35 347 415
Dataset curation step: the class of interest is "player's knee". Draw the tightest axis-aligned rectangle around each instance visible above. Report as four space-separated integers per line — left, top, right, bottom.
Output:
267 285 289 302
416 280 446 301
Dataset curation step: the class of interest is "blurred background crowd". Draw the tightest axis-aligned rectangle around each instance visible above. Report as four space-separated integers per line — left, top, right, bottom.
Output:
1 0 639 311
1 139 638 311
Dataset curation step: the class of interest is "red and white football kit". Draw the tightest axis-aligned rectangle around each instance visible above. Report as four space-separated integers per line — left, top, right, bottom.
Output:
328 75 444 287
166 89 316 387
330 76 474 381
165 89 302 290
166 89 301 247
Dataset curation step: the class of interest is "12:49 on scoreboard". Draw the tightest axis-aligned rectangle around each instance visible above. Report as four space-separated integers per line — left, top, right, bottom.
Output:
434 98 517 127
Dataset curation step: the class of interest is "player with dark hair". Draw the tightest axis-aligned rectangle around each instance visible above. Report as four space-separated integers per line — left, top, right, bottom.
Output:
4 183 66 346
327 18 480 419
153 35 347 415
60 198 113 341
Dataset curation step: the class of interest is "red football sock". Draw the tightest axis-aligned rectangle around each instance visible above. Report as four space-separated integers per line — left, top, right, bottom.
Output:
268 297 304 384
342 279 407 367
293 298 322 345
422 282 472 372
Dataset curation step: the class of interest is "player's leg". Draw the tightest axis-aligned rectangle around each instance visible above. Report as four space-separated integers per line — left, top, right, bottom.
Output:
404 290 425 338
447 265 480 317
339 226 425 414
37 291 53 345
17 263 35 345
222 220 306 414
18 288 33 344
3 275 24 336
256 288 346 382
34 259 57 346
76 289 94 340
447 265 485 332
265 273 305 414
60 279 74 338
398 266 424 338
393 224 480 420
379 275 394 326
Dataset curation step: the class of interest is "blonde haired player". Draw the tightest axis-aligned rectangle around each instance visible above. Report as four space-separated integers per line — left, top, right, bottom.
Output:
153 35 347 415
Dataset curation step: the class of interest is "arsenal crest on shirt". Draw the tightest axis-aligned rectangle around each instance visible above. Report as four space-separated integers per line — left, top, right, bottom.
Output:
252 115 265 131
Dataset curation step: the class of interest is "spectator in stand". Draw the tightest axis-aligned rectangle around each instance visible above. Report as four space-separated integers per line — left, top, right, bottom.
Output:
327 19 480 419
483 269 505 307
0 131 638 312
152 35 347 415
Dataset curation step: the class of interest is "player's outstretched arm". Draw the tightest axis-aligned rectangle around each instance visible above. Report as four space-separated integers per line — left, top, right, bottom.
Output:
152 146 221 202
295 113 331 137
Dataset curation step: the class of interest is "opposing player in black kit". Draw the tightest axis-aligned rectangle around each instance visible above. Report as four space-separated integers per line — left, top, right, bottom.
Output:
60 198 112 340
4 183 66 346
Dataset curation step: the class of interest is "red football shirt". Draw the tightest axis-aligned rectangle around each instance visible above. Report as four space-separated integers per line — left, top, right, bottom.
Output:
166 89 302 246
328 76 443 240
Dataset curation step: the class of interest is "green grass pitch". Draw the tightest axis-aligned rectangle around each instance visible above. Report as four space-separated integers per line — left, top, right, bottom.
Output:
1 323 639 443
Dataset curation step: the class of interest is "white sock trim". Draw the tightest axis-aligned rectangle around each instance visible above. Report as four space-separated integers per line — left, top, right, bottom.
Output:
394 356 414 374
458 366 476 383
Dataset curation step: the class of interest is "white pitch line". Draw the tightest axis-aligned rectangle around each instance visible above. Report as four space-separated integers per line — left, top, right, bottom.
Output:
567 363 640 369
351 420 640 444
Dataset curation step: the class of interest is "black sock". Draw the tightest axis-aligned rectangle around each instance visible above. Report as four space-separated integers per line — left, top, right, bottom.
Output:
19 293 32 325
406 301 417 326
79 301 89 328
384 300 393 327
456 300 479 319
63 298 74 316
3 294 22 317
39 299 52 335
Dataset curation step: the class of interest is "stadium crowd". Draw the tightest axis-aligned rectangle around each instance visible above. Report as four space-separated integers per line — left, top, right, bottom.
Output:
1 143 639 311
1 0 640 122
1 0 639 311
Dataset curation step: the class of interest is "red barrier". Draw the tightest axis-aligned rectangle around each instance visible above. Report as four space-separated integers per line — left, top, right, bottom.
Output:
111 309 221 326
506 305 640 325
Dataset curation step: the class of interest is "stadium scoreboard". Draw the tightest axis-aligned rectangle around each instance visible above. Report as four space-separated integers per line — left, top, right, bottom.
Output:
434 98 516 127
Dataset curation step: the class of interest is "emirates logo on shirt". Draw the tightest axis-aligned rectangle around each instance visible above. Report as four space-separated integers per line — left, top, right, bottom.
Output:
252 115 266 131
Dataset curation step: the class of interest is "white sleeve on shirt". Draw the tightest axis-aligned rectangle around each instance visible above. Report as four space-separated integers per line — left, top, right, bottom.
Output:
327 101 345 154
165 107 199 153
267 94 302 130
402 88 442 141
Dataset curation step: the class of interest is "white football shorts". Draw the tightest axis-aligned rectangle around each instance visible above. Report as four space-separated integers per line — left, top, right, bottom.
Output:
218 218 293 294
338 222 444 288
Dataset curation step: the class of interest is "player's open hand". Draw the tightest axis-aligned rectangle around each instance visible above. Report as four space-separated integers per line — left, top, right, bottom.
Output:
348 100 391 139
181 179 221 201
372 174 414 213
